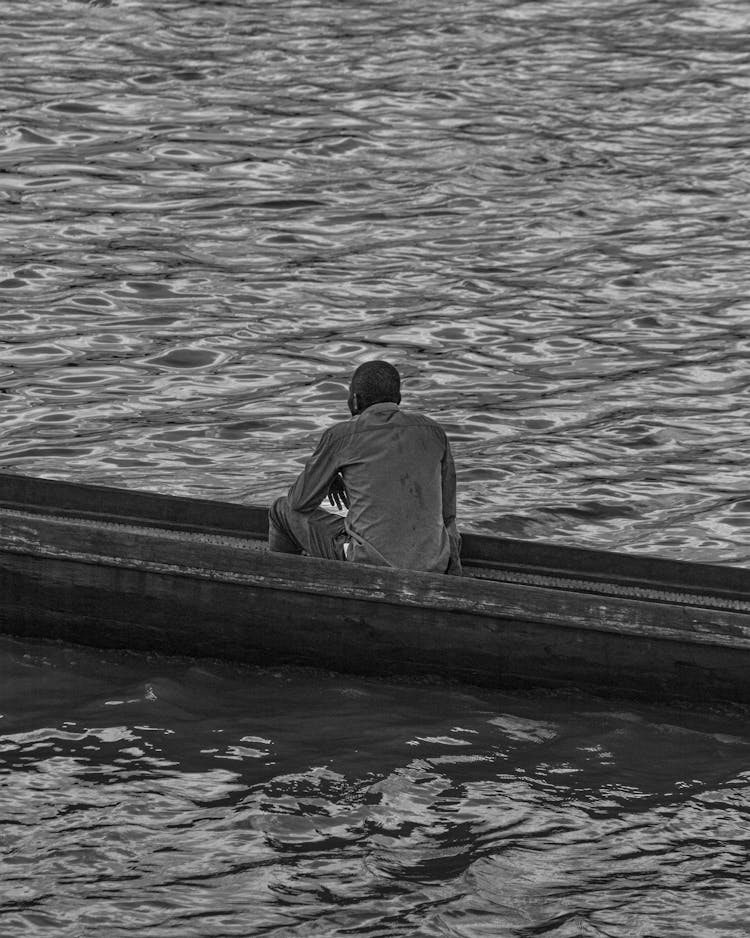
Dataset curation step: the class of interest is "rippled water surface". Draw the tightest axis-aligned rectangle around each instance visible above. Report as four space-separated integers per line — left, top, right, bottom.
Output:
3 1 750 934
3 636 750 937
2 0 750 560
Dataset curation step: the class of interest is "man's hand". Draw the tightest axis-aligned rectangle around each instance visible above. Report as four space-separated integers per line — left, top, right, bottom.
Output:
327 473 350 511
446 526 462 576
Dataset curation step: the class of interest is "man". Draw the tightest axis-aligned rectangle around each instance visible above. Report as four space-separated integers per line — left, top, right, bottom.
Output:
269 360 461 574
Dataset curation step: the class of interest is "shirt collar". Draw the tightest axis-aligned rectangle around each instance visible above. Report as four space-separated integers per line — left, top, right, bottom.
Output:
367 401 398 414
361 402 400 416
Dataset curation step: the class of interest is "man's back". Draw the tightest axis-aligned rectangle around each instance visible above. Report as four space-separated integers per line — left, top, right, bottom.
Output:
270 359 460 575
325 403 454 572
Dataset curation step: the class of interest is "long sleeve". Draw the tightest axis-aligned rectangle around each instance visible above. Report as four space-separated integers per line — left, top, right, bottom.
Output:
441 437 462 575
287 429 341 513
441 437 457 528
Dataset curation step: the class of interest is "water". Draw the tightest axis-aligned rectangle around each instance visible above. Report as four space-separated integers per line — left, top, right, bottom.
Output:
3 0 750 560
2 0 750 933
3 636 750 937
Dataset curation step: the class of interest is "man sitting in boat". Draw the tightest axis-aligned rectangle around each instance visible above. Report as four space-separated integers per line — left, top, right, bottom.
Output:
269 360 462 574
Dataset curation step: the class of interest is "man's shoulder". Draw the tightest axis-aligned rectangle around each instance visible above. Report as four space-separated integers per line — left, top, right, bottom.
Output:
317 415 361 451
325 406 447 439
397 408 448 434
324 414 358 438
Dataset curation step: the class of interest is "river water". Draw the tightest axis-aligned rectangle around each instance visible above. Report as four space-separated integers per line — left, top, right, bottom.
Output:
2 0 750 934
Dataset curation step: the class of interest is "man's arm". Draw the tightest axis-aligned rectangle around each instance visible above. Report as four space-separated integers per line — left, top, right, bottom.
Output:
441 436 462 575
287 429 343 513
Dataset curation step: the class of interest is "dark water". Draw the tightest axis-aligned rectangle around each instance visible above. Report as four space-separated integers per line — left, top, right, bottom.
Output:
2 0 750 933
3 636 750 937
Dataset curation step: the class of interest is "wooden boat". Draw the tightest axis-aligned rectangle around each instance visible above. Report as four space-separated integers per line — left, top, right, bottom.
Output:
1 470 750 703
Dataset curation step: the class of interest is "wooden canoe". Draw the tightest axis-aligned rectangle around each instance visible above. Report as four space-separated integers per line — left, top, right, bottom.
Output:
1 471 750 703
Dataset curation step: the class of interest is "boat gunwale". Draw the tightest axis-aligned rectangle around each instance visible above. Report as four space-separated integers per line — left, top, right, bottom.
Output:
3 506 750 652
2 470 750 602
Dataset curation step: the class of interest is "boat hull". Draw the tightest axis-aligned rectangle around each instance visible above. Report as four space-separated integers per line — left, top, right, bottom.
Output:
2 490 750 703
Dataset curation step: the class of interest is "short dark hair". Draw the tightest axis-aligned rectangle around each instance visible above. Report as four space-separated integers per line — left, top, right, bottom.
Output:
350 360 401 406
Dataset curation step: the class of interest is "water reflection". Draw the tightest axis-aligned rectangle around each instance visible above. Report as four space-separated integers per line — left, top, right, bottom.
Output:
2 637 749 936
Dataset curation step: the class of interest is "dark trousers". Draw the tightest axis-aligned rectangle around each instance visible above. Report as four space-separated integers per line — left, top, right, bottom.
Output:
268 496 347 561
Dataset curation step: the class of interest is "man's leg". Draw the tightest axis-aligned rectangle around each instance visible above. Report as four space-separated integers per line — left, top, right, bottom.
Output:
268 496 347 561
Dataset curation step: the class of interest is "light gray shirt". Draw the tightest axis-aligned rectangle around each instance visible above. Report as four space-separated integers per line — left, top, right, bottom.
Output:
287 403 460 573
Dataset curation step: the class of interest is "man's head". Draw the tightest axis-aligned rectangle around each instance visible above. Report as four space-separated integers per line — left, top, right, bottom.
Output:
348 360 401 415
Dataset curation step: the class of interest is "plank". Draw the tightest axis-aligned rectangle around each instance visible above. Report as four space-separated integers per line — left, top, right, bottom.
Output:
3 473 750 702
2 471 749 600
2 508 750 649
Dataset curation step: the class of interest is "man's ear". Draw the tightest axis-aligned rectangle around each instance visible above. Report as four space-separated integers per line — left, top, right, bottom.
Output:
349 392 361 415
396 391 402 405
